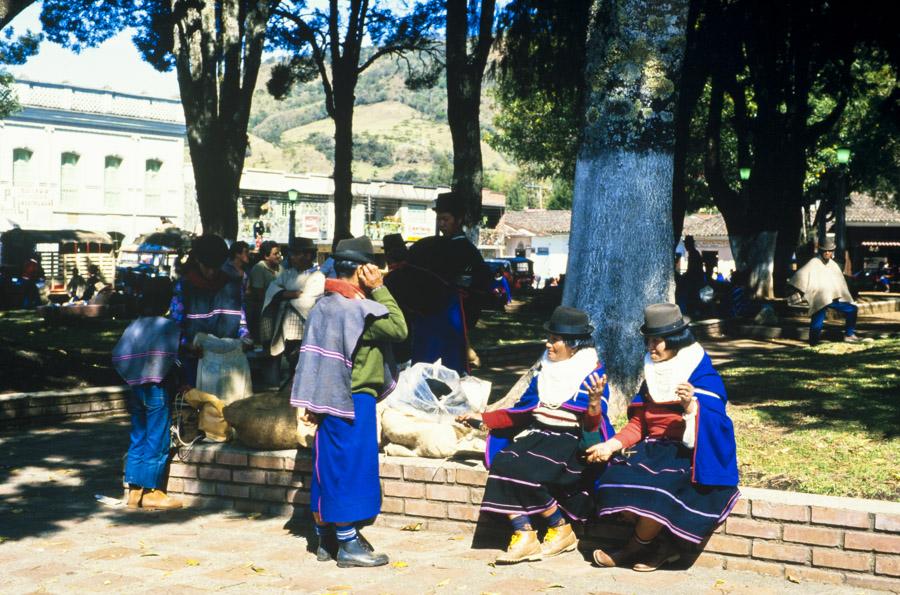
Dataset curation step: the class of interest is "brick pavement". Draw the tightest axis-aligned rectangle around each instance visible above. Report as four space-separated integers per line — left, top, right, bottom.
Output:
1 417 892 594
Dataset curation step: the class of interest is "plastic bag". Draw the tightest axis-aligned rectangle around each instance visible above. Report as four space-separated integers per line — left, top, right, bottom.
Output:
389 360 473 422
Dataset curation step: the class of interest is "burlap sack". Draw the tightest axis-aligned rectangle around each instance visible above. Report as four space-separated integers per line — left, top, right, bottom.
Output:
380 407 485 459
182 388 232 442
224 391 311 450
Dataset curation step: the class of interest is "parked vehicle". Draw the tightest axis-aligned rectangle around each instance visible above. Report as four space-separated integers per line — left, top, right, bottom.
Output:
115 227 193 295
0 229 116 306
497 256 535 290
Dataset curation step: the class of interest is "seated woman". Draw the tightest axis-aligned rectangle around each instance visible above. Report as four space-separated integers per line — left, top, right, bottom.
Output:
586 303 740 572
458 306 614 565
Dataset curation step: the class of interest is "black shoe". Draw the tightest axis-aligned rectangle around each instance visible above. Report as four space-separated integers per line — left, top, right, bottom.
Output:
336 537 389 568
316 534 339 562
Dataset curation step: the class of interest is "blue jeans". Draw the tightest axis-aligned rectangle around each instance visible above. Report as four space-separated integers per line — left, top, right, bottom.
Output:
124 383 172 489
809 300 858 343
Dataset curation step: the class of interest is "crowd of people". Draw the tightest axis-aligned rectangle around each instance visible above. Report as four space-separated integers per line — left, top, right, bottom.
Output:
111 192 738 571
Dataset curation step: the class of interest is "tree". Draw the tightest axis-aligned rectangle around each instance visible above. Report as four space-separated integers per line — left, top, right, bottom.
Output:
565 0 690 412
488 0 591 209
444 0 495 230
268 1 440 246
1 0 40 118
39 0 277 240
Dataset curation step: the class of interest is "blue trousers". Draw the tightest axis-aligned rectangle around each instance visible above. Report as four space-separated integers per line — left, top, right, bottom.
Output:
809 300 857 343
411 296 467 375
124 383 172 489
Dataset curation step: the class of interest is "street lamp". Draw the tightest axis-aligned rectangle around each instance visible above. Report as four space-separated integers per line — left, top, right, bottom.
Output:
287 188 299 242
739 167 751 181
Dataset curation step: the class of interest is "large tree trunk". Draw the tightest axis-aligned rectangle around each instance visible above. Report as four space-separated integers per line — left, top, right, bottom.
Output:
332 92 355 247
566 0 690 415
0 0 33 30
171 0 270 240
445 0 495 229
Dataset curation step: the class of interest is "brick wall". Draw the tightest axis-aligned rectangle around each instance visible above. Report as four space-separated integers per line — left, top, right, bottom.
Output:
166 442 900 592
0 385 129 429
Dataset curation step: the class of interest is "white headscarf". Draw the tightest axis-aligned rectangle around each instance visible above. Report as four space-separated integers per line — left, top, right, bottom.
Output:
642 342 704 403
536 347 599 409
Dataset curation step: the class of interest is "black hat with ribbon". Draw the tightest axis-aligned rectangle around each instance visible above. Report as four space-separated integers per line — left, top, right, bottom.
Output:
640 303 690 337
543 306 594 337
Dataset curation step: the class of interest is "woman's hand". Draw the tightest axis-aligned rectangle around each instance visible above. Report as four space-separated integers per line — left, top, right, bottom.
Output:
585 372 607 411
298 408 319 425
585 439 619 464
455 412 483 428
676 382 697 414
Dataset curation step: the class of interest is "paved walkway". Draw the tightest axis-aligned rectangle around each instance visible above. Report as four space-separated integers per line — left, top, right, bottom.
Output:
0 416 884 594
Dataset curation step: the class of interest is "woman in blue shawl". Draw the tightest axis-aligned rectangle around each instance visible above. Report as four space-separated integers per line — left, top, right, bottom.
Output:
458 306 614 565
586 303 740 572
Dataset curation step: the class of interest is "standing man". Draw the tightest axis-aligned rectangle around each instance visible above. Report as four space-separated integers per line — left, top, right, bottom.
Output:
406 191 491 374
247 240 282 342
260 237 325 385
291 236 406 567
788 236 860 346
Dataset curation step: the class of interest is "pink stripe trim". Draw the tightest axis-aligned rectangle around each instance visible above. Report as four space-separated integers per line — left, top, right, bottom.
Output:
597 505 704 543
480 498 557 516
300 345 353 367
292 399 355 418
597 483 721 518
186 309 242 319
487 474 542 488
112 350 176 361
525 451 581 474
126 376 164 385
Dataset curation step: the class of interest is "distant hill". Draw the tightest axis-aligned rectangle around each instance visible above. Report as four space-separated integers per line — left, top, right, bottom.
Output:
244 55 516 186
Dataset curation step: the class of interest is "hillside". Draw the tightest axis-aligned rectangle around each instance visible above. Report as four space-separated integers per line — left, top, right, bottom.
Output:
244 56 516 186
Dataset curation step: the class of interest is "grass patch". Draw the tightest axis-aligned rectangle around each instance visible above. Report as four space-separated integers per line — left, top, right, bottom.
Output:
719 338 900 500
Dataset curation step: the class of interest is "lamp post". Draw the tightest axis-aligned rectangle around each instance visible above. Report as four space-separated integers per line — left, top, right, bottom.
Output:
835 148 850 270
287 188 299 243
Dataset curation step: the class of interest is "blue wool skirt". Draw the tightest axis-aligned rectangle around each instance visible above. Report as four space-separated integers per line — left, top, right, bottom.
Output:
595 439 740 543
310 393 381 524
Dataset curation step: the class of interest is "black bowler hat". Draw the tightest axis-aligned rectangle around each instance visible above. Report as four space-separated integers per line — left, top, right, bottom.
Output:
333 236 376 265
192 234 228 268
543 306 594 337
433 191 465 217
382 233 408 259
289 236 317 253
640 303 690 337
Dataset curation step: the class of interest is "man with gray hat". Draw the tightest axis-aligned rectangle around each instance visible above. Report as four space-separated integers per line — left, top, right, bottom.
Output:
259 237 325 386
788 236 860 346
291 236 406 567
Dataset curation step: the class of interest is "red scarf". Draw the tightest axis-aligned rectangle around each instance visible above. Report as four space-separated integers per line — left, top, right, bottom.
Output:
184 264 229 292
325 278 365 300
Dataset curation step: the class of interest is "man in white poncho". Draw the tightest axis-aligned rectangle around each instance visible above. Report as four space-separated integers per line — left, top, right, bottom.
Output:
259 237 325 385
788 236 859 346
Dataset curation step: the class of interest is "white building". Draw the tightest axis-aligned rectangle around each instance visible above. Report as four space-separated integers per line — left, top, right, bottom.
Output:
490 210 571 283
0 80 186 240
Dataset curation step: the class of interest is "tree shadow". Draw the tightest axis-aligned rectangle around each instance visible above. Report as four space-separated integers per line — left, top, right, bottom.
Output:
0 415 232 542
717 340 899 438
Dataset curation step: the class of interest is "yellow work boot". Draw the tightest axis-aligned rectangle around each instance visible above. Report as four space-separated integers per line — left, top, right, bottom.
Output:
126 487 143 508
496 530 542 564
540 523 577 558
140 489 183 510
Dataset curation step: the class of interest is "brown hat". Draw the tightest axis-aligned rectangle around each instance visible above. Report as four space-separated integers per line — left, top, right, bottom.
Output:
640 303 690 337
543 306 594 337
819 236 836 251
333 236 375 264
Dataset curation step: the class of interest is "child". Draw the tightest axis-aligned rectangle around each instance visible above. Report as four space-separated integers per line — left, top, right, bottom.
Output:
111 277 183 510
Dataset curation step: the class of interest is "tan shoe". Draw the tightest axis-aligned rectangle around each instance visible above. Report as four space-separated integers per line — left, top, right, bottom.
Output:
541 523 577 558
140 489 183 510
592 538 648 568
126 487 143 509
633 540 680 572
496 530 542 564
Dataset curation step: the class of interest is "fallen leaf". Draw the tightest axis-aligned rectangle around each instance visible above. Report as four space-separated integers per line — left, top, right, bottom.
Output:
545 585 565 589
247 512 262 520
186 559 200 566
447 535 466 541
786 573 800 584
325 586 353 592
140 553 159 557
103 580 111 585
249 564 265 574
401 522 422 531
436 578 450 587
0 536 7 544
391 561 408 568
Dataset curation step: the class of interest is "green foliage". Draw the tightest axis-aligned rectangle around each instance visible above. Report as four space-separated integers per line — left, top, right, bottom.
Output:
0 70 19 119
354 133 395 167
305 132 335 161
